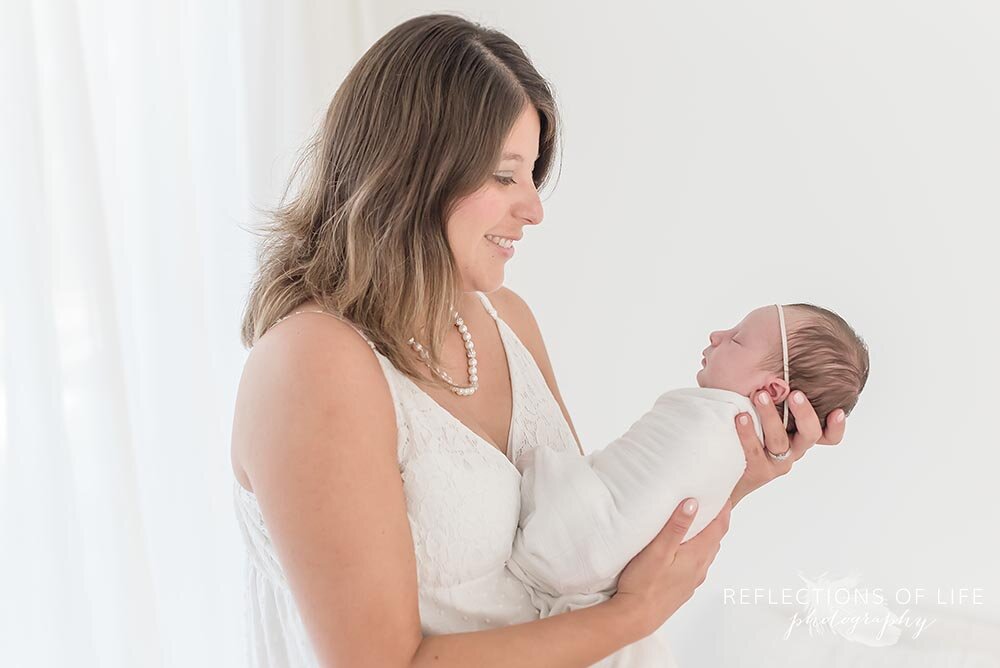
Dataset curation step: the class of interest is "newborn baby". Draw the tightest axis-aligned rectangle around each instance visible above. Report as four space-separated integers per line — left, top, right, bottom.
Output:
506 302 870 619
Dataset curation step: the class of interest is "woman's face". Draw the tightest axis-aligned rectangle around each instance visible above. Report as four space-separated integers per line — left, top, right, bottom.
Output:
446 105 544 293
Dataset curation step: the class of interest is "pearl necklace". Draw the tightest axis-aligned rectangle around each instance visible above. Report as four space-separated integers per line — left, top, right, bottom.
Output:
408 309 479 396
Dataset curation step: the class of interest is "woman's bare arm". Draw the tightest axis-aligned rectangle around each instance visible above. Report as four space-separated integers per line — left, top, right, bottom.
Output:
234 312 665 667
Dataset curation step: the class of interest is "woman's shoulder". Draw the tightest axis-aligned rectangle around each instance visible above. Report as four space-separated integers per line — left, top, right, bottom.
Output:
253 300 378 363
489 286 556 375
248 299 391 398
232 300 397 491
488 287 538 342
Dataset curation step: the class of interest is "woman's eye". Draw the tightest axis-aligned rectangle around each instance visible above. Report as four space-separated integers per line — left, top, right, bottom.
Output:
494 173 517 186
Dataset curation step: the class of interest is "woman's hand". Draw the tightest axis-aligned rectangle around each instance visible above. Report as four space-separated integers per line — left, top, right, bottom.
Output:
730 390 848 507
610 498 731 639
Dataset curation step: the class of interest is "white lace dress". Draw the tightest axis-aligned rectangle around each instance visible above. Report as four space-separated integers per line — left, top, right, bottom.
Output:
233 291 677 667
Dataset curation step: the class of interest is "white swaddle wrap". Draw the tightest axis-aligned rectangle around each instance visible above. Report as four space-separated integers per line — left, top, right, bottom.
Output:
507 387 764 619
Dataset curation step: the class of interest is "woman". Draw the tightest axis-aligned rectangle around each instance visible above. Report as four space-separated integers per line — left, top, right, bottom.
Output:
230 13 847 667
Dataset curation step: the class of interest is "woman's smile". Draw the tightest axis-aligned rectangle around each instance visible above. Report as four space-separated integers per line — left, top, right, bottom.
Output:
485 234 516 258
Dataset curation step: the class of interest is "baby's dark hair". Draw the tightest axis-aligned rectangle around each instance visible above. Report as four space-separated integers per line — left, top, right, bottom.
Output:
760 304 870 433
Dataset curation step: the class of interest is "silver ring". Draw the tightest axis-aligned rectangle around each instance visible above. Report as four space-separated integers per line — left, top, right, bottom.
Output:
767 448 791 461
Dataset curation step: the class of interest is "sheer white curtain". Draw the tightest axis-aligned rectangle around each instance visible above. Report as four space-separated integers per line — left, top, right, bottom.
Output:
0 2 371 665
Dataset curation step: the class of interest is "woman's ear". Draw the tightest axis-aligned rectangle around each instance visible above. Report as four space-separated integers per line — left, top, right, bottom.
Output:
759 376 790 405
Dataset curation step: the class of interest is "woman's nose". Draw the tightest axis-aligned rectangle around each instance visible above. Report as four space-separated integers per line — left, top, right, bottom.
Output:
516 186 544 226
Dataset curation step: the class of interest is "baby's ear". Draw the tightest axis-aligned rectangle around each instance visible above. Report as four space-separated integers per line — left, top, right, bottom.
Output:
760 376 790 405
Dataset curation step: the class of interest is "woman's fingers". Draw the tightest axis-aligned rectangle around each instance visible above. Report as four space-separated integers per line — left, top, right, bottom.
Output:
735 412 768 471
753 391 790 457
818 409 848 445
653 498 700 560
730 392 846 505
787 394 848 455
688 500 732 547
787 390 822 459
614 497 727 632
680 501 731 572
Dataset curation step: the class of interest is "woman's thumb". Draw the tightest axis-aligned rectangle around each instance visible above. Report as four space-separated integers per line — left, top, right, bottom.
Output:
654 498 698 557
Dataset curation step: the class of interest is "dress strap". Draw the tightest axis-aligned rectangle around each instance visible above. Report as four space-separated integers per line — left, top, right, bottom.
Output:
271 309 379 354
476 291 499 320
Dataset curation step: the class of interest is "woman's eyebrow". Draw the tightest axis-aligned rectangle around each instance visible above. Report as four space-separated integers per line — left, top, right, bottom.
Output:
501 152 539 162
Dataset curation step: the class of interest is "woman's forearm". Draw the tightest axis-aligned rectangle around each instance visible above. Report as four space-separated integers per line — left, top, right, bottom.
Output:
408 597 648 668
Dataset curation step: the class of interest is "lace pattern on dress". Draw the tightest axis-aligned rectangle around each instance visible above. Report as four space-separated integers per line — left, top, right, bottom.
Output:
233 291 580 596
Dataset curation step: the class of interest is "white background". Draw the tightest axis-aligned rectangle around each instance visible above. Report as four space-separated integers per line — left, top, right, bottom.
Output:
2 1 998 666
371 1 1000 664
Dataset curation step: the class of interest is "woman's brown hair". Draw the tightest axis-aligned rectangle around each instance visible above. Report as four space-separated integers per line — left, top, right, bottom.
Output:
240 13 560 389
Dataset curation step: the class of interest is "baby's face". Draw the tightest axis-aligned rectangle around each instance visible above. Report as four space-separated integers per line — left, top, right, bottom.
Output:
697 306 793 398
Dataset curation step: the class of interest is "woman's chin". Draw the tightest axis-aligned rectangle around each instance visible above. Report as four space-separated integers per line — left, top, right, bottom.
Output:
462 276 503 294
460 273 504 295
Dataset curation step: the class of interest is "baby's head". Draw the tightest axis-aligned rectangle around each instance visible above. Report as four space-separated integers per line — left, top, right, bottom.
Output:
697 304 870 433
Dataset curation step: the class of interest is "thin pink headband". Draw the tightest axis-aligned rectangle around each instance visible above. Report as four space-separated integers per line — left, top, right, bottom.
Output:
776 304 790 429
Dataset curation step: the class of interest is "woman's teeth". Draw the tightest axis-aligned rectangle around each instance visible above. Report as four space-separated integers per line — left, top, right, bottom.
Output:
485 234 515 249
